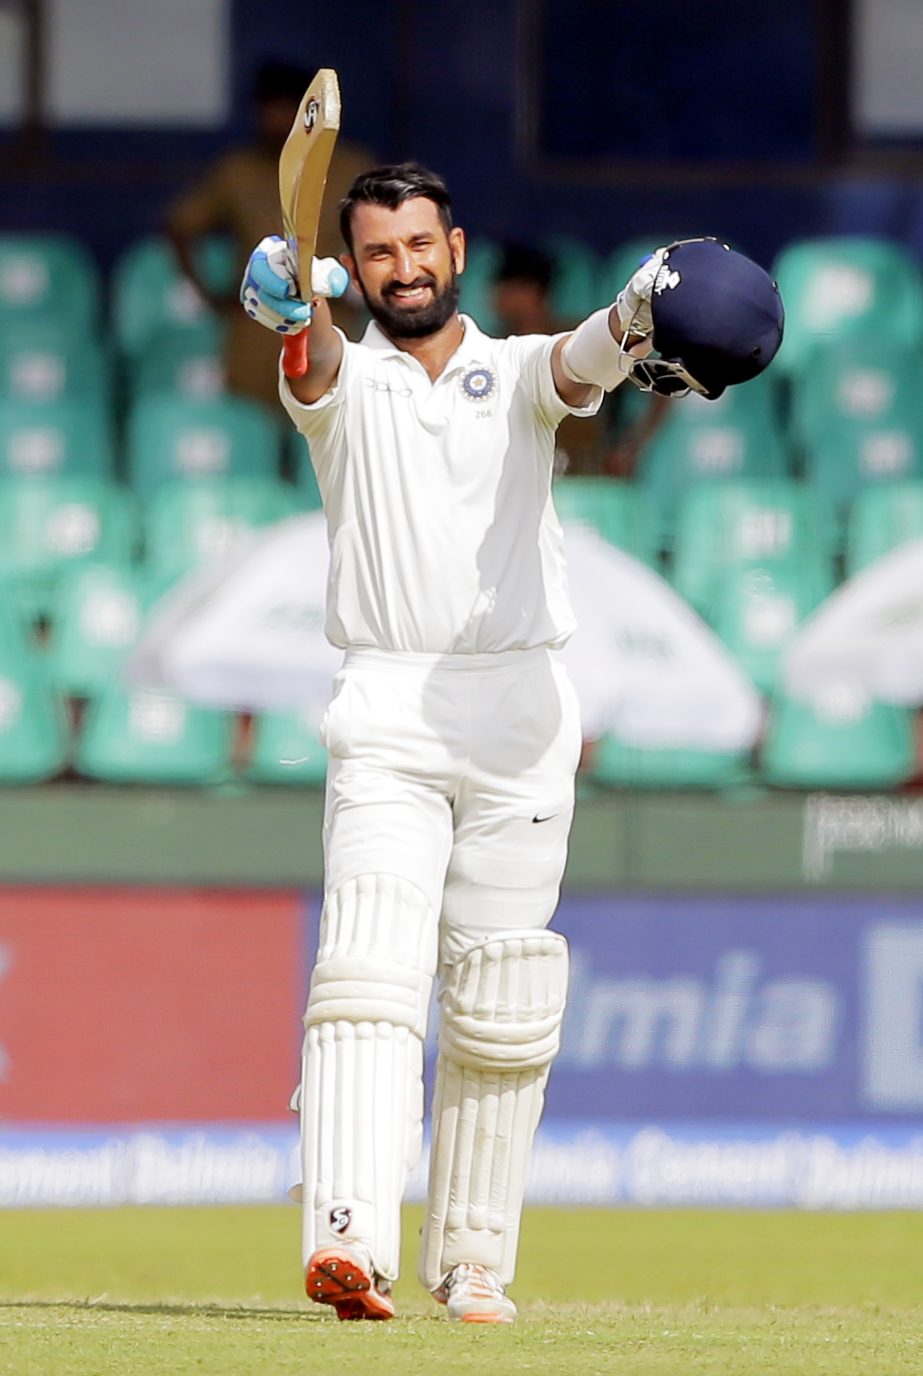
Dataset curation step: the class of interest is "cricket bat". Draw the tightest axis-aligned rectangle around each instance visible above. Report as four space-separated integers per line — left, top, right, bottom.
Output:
278 68 341 380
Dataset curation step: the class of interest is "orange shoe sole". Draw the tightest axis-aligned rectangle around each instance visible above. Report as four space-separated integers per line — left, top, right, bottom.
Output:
305 1247 395 1321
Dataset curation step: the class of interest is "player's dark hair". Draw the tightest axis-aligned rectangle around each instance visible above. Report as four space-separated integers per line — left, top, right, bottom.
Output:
340 163 453 251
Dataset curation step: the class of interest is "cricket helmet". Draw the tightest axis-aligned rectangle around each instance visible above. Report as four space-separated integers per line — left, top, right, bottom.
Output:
628 238 785 400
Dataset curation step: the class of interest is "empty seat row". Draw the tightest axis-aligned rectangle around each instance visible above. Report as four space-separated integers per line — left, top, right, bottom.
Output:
0 475 310 623
588 694 915 792
0 397 320 497
8 230 923 369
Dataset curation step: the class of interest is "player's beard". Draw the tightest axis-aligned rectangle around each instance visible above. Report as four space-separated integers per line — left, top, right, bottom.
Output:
360 264 461 340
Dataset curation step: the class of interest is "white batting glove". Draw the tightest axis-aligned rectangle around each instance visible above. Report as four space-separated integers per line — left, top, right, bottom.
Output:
240 235 350 335
614 247 673 338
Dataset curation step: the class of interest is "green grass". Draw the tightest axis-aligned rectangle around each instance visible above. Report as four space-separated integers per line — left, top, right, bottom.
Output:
2 1205 922 1374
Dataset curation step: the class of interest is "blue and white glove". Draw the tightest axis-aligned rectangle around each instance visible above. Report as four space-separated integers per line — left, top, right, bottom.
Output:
615 247 671 337
240 235 350 335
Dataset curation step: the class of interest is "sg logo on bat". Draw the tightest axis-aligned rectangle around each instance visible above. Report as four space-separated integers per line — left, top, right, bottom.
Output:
304 98 319 133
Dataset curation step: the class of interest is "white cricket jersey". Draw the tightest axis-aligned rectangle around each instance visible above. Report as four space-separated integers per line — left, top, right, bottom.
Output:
279 314 601 654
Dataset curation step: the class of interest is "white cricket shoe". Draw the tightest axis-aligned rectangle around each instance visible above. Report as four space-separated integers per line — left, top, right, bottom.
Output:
433 1263 517 1324
305 1241 395 1321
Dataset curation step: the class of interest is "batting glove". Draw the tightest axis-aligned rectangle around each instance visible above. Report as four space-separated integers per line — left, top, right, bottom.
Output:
614 247 673 338
240 235 350 334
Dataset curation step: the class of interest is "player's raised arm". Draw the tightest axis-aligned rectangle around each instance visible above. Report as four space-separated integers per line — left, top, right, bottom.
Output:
553 239 785 408
239 235 348 404
550 249 665 407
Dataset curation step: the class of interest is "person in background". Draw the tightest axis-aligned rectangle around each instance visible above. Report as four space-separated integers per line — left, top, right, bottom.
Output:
489 241 671 478
166 59 373 412
489 242 606 475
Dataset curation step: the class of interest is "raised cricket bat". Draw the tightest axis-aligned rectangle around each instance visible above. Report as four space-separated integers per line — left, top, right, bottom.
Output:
278 68 341 380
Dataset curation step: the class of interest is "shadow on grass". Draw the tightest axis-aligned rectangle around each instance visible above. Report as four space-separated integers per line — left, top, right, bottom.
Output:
0 1298 320 1322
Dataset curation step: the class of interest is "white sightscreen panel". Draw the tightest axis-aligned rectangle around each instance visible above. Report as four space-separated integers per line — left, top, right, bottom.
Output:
47 0 227 125
0 9 25 123
854 0 923 134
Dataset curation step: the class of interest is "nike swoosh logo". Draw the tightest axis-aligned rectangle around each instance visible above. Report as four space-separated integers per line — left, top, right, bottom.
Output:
532 814 557 824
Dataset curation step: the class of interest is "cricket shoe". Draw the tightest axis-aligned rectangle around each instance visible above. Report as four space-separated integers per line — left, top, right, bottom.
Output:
305 1242 395 1321
433 1263 517 1324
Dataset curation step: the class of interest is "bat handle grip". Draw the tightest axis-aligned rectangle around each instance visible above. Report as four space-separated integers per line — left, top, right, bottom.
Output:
282 330 309 379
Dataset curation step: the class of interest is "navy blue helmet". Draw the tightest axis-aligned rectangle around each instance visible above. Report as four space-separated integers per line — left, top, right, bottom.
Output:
628 238 785 400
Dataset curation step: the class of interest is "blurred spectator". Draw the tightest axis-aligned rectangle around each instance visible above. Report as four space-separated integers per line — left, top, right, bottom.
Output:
489 241 609 475
166 59 374 412
489 241 670 477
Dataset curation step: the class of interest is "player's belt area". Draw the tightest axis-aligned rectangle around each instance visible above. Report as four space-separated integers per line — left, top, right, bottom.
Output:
342 646 549 674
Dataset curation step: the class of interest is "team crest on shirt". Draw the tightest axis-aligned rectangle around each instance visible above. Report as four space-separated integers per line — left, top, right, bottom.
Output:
460 365 497 402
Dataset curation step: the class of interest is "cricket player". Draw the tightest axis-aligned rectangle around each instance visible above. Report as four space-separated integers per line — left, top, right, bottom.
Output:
240 164 783 1323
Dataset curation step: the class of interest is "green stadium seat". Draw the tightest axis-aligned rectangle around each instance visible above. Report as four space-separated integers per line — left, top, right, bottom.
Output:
126 394 280 495
47 562 150 699
671 480 832 615
143 476 300 576
708 561 834 696
0 598 68 782
245 709 328 786
790 339 923 452
458 238 502 334
552 477 652 560
286 430 323 510
0 476 137 620
760 689 916 790
0 234 100 333
637 373 788 547
846 481 923 574
772 237 923 375
790 339 923 525
540 235 600 323
112 235 233 359
588 732 752 790
0 319 112 405
129 321 225 401
75 682 234 785
0 396 115 478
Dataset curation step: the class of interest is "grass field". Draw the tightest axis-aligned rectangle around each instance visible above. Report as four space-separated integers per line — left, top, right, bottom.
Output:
2 1205 922 1374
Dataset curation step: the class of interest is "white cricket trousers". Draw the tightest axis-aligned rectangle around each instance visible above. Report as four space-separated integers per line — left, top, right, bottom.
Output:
320 645 582 966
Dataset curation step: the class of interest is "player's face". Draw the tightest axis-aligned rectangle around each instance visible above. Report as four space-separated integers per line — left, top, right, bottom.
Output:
344 198 466 339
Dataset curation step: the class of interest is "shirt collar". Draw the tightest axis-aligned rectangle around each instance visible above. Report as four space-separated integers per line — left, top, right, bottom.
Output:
361 315 492 375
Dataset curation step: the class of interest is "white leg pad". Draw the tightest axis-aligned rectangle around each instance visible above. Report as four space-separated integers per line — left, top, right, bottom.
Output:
419 930 569 1290
301 873 436 1282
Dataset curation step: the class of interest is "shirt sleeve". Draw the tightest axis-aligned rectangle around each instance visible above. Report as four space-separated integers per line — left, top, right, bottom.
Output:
508 332 603 428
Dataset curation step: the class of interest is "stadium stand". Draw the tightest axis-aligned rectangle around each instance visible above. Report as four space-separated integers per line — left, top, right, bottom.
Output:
552 477 654 562
846 481 923 574
244 709 328 786
47 563 149 701
0 598 68 783
75 683 234 786
771 236 923 375
0 396 115 479
0 320 112 406
761 691 917 790
670 479 834 616
129 322 225 402
0 233 100 333
637 374 789 547
126 394 280 494
111 235 232 360
143 476 300 577
0 229 921 791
